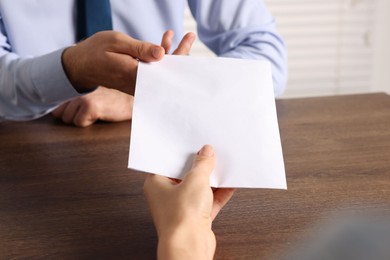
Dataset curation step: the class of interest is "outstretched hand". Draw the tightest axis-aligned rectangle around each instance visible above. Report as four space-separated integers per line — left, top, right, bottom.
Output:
144 145 235 260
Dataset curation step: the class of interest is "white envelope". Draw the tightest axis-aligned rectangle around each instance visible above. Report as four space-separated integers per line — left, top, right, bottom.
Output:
128 55 286 189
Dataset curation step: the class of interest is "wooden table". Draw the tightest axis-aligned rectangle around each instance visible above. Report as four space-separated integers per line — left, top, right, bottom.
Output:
1 93 390 259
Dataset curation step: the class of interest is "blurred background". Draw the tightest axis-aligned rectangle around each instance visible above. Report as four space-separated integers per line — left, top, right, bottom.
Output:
184 0 390 98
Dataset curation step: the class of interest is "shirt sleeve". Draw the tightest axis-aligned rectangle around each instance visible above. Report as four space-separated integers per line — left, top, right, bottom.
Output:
187 0 288 96
0 19 81 122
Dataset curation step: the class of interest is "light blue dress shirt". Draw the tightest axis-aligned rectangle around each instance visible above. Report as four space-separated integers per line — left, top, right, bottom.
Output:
0 0 287 121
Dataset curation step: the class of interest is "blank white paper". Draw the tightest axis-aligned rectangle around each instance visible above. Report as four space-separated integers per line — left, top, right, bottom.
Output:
128 55 286 189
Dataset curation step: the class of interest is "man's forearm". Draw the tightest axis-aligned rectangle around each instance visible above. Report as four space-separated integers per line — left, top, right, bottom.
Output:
0 49 80 121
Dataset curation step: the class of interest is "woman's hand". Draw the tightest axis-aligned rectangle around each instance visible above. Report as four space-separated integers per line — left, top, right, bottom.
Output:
144 145 235 260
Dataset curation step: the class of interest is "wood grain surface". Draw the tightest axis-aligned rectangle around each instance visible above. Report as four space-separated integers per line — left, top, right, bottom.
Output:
1 93 390 259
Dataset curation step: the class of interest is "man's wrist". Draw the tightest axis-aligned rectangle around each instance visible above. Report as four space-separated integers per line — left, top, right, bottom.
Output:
61 46 92 93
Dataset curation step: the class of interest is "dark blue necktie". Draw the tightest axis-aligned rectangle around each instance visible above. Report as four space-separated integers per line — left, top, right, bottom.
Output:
76 0 113 41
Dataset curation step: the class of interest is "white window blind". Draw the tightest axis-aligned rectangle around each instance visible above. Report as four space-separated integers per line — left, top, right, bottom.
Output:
265 0 376 97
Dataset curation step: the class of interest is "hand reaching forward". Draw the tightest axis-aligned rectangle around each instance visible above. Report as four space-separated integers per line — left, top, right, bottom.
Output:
53 31 196 127
144 145 236 260
62 30 196 94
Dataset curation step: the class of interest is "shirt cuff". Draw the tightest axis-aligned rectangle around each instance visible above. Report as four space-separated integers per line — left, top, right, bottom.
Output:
30 48 82 104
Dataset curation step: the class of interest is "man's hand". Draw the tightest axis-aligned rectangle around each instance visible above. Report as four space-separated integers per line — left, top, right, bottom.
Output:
144 145 235 260
55 31 196 127
52 86 133 127
62 31 165 94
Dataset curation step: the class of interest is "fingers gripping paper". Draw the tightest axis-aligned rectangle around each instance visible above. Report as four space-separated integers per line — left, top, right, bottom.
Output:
128 55 286 189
